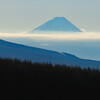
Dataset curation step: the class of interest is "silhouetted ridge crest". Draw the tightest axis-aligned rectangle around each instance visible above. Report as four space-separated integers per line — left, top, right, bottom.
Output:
0 58 100 100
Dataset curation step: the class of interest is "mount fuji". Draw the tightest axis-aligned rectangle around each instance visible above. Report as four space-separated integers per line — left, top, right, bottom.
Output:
30 17 82 33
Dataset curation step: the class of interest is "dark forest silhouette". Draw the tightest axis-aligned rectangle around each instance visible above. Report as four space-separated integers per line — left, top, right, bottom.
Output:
0 58 100 100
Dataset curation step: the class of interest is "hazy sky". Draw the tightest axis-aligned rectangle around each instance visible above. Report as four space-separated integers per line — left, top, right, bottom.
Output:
0 0 100 33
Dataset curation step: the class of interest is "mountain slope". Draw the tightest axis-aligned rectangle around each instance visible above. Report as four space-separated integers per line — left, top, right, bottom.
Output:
0 39 100 69
30 17 82 33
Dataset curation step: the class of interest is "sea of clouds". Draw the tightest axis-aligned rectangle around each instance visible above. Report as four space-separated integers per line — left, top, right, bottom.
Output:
0 32 100 41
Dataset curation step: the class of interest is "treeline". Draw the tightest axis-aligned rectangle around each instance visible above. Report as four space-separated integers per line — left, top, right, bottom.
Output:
0 58 100 100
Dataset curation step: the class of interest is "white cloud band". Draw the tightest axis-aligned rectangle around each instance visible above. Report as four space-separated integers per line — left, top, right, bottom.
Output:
0 32 100 41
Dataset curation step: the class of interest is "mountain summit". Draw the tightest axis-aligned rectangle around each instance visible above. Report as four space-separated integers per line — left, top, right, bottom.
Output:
30 17 82 33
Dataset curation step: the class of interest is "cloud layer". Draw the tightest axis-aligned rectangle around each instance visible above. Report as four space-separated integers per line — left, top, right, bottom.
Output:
0 32 100 41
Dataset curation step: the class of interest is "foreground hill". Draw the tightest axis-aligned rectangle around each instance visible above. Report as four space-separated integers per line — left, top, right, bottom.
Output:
0 39 100 69
30 17 82 33
0 58 100 100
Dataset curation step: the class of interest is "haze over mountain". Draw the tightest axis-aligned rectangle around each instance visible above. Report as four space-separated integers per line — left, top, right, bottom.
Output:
0 39 100 69
30 17 82 33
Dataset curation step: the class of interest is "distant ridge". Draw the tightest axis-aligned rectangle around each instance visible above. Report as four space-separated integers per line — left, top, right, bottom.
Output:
30 17 82 33
0 39 100 69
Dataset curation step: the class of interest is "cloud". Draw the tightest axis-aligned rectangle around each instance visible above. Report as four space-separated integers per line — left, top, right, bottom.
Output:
0 32 100 41
40 43 53 46
80 29 86 32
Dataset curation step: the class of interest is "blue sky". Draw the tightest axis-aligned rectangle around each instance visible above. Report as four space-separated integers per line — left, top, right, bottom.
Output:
0 0 100 32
